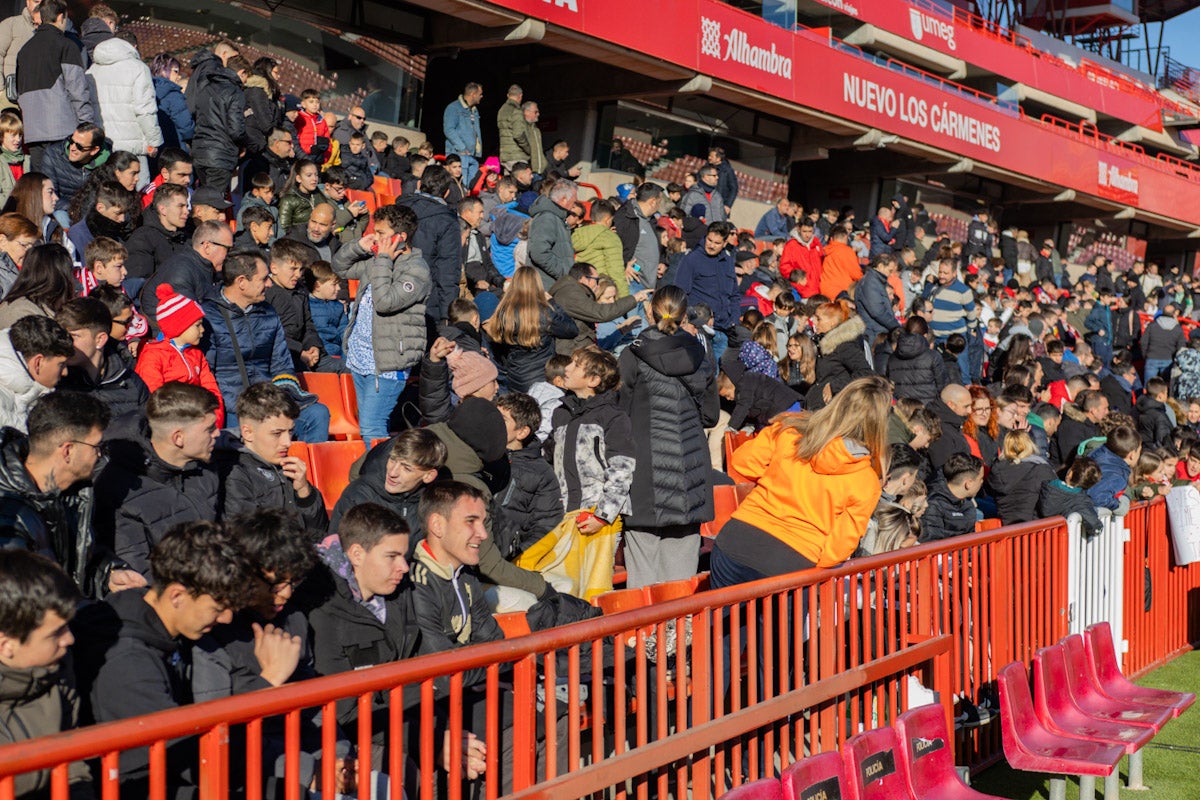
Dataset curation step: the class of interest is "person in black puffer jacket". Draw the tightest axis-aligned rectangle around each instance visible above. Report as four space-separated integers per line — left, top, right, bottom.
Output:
987 430 1057 525
93 387 221 579
806 302 873 410
329 428 446 532
495 393 565 556
617 286 719 588
241 70 281 156
190 57 247 190
485 266 579 394
398 166 463 326
886 317 949 405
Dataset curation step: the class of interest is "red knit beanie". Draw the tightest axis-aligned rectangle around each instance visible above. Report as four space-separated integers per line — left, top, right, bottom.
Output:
155 283 205 339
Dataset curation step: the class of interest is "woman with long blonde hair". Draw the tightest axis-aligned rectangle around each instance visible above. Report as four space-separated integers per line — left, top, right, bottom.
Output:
712 374 891 585
484 266 577 392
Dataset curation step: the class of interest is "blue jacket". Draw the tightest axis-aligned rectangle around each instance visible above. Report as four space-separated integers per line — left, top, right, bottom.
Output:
754 207 790 239
201 291 292 414
869 215 897 257
1085 303 1113 339
442 97 481 157
309 296 347 357
1086 445 1129 511
153 76 193 150
672 246 739 330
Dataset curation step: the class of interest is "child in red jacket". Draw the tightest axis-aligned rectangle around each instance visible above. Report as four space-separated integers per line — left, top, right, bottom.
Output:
294 89 331 165
135 284 225 425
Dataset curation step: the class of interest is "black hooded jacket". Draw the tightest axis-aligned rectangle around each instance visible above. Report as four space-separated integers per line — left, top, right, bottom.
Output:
926 398 970 472
215 446 328 534
328 447 425 533
73 588 195 794
1136 394 1172 448
618 327 718 528
500 441 565 556
987 456 1057 525
396 192 460 320
93 413 220 578
59 344 149 422
190 65 247 170
886 332 950 405
124 209 190 281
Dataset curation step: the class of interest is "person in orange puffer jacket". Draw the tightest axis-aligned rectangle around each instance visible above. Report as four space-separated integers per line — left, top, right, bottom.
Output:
710 374 889 585
819 226 865 300
135 284 225 426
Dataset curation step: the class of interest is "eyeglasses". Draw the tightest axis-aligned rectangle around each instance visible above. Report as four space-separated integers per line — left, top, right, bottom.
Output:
208 241 232 251
270 577 303 593
112 315 134 328
69 440 107 457
68 138 97 152
350 114 365 121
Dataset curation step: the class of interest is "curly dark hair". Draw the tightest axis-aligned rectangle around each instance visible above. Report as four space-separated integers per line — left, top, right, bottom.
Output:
149 521 259 609
228 509 317 583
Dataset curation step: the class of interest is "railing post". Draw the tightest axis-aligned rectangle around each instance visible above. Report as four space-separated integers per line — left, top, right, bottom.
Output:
510 653 538 791
197 723 229 800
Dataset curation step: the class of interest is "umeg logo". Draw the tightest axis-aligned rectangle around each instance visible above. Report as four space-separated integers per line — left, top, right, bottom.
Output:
909 8 956 50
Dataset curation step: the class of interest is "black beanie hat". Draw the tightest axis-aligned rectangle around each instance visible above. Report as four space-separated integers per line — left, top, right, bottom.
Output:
447 397 508 463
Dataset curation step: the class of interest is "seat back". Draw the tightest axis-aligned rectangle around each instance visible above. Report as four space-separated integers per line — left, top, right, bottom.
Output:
344 190 377 233
1060 634 1103 703
346 279 360 302
975 518 1002 532
782 752 846 800
701 482 756 538
842 727 907 800
997 661 1041 753
494 611 531 638
299 372 360 440
307 440 367 512
337 373 360 428
592 586 649 615
1083 622 1123 686
895 704 956 796
724 430 755 483
1031 645 1076 721
647 578 696 604
722 778 783 800
287 442 312 476
372 175 390 194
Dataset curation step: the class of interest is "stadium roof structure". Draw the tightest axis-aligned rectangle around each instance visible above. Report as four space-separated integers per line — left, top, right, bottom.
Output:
1138 0 1200 23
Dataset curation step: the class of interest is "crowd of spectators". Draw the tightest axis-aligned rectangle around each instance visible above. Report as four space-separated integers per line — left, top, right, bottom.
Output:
0 4 1197 795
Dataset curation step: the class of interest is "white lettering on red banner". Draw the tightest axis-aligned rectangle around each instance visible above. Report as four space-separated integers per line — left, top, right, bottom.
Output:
542 0 578 9
842 73 1001 152
813 0 860 17
1097 160 1139 202
908 8 956 50
699 17 793 79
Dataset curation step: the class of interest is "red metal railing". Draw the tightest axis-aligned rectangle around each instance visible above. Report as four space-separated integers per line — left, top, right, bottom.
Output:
0 516 1083 800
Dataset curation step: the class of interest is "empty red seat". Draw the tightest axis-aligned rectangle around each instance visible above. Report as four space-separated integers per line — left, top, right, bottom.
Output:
1084 623 1195 716
782 752 845 800
996 662 1123 779
723 430 755 483
1031 646 1157 750
1057 635 1172 730
307 440 367 513
494 611 531 638
700 482 756 538
842 726 908 800
896 704 1007 799
646 578 695 604
592 586 648 615
721 778 782 800
299 372 360 440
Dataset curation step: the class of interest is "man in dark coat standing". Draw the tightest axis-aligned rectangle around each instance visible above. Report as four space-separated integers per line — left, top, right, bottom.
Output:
190 53 246 190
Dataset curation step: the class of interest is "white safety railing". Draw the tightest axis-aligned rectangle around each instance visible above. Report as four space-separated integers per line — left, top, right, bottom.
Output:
1066 511 1127 656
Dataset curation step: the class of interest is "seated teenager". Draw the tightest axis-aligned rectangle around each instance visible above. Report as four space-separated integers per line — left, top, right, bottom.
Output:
329 427 446 531
217 381 328 533
75 521 259 798
0 551 92 797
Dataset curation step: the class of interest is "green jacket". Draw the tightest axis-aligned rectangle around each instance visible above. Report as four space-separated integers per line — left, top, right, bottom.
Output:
572 223 628 296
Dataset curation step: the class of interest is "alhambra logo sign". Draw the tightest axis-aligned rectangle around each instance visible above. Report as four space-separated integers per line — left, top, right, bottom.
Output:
700 16 793 79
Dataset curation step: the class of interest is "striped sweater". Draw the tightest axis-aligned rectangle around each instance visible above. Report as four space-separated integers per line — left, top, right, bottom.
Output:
929 279 978 338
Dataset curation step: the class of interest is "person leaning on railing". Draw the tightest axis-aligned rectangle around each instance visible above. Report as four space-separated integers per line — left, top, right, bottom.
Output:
709 374 891 587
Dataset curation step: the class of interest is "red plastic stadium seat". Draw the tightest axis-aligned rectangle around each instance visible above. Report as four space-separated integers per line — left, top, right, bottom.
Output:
287 442 311 476
1084 623 1195 716
345 190 377 234
996 662 1123 777
1031 646 1157 750
646 578 696 604
372 175 390 194
346 279 360 301
494 611 531 638
337 373 360 429
782 752 845 800
1057 635 1172 730
721 778 782 800
842 726 909 800
299 372 360 440
897 704 1007 800
724 430 756 484
701 482 756 538
307 440 367 513
591 587 648 615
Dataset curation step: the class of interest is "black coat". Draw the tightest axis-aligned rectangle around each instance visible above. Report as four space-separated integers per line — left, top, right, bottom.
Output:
987 456 1056 525
886 332 949 405
124 210 190 281
618 327 718 529
489 305 578 394
1140 316 1186 362
241 81 280 155
396 193 460 322
93 414 219 577
139 247 218 335
1100 374 1136 419
59 344 149 421
499 442 564 555
919 483 976 542
1037 479 1102 537
241 148 292 194
265 281 325 370
215 446 328 533
728 371 801 430
74 588 195 793
926 398 970 472
1136 395 1172 447
328 452 424 532
1051 406 1101 467
190 66 246 170
807 315 873 410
